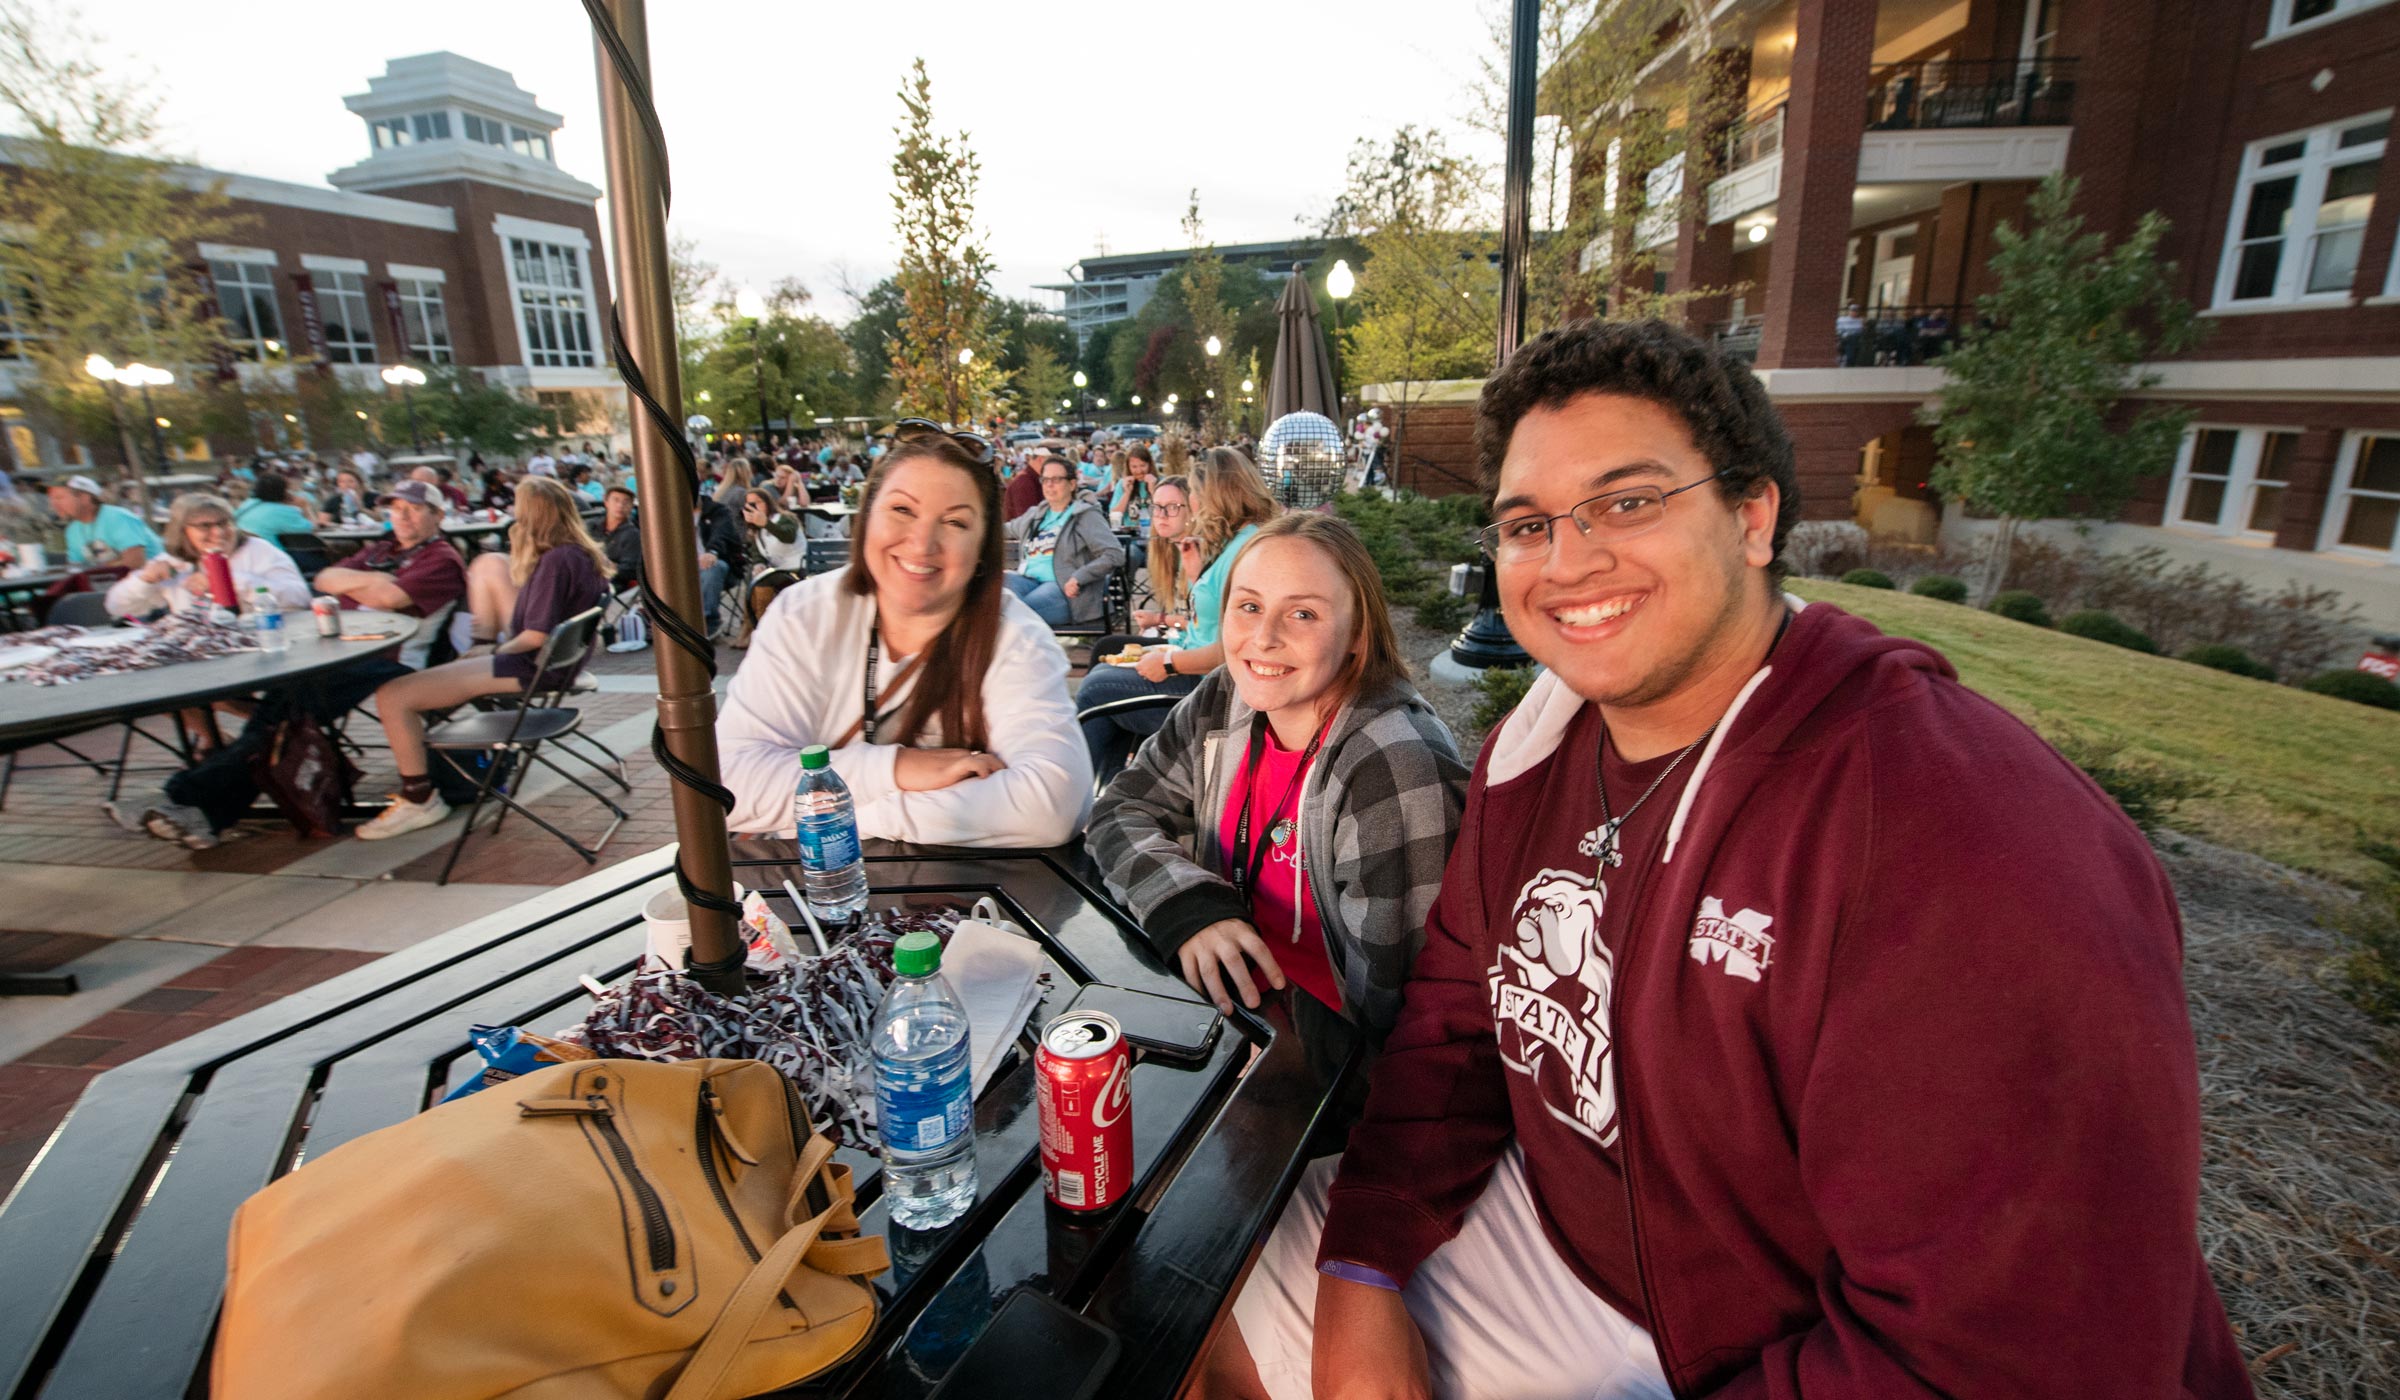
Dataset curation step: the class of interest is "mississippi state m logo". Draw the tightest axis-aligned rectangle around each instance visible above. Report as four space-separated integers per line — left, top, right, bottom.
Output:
1688 896 1775 982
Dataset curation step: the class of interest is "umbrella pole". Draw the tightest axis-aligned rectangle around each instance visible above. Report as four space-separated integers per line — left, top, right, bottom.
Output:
589 0 744 991
1446 0 1535 673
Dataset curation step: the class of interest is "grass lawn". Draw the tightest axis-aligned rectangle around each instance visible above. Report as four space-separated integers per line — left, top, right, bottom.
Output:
1791 579 2400 888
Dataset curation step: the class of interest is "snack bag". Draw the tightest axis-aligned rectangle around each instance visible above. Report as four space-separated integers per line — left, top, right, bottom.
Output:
741 888 805 972
437 1025 594 1103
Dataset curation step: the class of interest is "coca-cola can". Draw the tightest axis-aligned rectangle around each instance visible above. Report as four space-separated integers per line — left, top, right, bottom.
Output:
311 595 341 636
1035 1011 1132 1212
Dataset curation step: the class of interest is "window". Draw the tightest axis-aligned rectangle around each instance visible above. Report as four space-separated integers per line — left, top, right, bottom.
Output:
2323 433 2400 558
2270 0 2393 36
508 238 595 368
508 126 553 163
412 111 450 142
371 112 451 150
371 117 411 150
396 278 454 363
2215 113 2388 307
2168 426 2304 538
209 258 284 360
315 269 376 364
462 112 508 147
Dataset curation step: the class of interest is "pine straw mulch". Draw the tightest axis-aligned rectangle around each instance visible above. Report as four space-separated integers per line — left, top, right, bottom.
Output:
2167 837 2400 1398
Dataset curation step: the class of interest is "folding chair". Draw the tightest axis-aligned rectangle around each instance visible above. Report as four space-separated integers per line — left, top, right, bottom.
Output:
0 592 196 810
802 538 849 576
1075 692 1184 796
423 607 624 886
276 531 333 579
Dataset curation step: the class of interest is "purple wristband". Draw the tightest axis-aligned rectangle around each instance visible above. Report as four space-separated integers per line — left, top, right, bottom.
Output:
1318 1260 1403 1292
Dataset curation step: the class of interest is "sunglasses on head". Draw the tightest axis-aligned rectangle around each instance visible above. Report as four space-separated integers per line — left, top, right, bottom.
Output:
891 417 994 466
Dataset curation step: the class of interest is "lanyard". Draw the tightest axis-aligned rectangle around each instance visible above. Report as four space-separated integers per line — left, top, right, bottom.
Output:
1230 712 1328 904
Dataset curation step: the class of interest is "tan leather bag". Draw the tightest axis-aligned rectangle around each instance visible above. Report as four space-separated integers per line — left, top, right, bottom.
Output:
215 1058 890 1399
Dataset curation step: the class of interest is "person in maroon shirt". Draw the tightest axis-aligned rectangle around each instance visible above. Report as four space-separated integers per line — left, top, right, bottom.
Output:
354 476 609 840
1199 320 2252 1400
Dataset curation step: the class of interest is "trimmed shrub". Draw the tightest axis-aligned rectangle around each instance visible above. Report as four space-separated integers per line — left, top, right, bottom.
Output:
2060 610 2157 654
2178 643 2275 681
1472 665 1538 733
1839 568 1896 590
2299 669 2400 710
1909 574 1969 603
1411 589 1470 634
1987 590 2053 627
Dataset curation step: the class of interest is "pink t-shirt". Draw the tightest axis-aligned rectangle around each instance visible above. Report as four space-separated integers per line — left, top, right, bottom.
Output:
1216 723 1341 1012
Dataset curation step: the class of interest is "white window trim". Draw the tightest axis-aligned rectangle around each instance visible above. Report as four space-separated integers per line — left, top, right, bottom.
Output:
2316 430 2400 562
386 263 448 284
198 243 277 265
2211 111 2391 310
495 227 599 371
2258 0 2398 45
2165 425 2307 540
299 254 369 276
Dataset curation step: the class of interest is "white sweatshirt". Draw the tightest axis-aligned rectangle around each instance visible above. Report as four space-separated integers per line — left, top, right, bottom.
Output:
104 536 312 620
717 568 1094 847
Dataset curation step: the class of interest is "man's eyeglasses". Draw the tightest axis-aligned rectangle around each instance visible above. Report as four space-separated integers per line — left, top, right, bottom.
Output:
1477 470 1734 561
1040 472 1075 485
892 417 994 465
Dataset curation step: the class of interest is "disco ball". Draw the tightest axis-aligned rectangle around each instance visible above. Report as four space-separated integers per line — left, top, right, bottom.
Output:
1259 411 1346 508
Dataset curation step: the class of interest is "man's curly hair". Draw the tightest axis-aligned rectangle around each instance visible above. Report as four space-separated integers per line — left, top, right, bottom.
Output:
1474 318 1802 583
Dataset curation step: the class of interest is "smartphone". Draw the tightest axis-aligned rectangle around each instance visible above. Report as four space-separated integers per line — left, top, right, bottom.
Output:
927 1290 1119 1400
1063 983 1221 1064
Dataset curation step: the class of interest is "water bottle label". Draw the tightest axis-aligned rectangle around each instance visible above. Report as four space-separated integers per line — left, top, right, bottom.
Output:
796 812 860 870
876 1037 972 1152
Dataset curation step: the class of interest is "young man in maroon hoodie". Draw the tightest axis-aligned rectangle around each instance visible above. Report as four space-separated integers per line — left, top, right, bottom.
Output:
1204 319 2252 1400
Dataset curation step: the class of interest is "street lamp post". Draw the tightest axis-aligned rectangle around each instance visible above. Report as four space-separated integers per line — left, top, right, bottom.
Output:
128 365 173 470
1203 335 1221 436
1326 258 1355 413
735 288 771 452
82 354 135 505
1072 368 1088 426
381 364 428 451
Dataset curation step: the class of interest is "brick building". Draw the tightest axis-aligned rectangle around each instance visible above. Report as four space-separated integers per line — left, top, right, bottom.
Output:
0 51 620 470
1374 0 2399 614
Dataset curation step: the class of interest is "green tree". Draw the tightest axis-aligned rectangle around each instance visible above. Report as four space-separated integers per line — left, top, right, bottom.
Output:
842 276 906 419
669 230 720 410
1926 173 2204 597
887 58 1002 424
687 278 857 440
383 363 557 458
1325 128 1501 419
1012 340 1074 421
1179 195 1238 435
0 0 245 488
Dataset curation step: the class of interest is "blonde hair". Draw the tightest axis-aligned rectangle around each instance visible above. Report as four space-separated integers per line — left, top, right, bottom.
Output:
508 476 613 585
164 493 243 564
1189 446 1278 559
712 458 754 505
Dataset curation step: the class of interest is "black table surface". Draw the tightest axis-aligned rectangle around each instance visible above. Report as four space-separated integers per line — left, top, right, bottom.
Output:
0 570 74 596
0 843 1354 1399
0 609 414 754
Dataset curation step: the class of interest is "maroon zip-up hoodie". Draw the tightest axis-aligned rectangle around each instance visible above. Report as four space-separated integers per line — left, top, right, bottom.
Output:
1317 600 2252 1398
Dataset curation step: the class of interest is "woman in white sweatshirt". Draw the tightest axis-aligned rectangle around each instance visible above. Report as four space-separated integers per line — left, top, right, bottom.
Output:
716 427 1094 848
105 493 311 620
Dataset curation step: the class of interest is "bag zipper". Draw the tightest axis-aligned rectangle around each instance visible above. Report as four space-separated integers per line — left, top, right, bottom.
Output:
591 1093 676 1272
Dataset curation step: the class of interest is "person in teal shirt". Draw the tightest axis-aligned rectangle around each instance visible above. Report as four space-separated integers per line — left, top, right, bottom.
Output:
231 474 318 543
1001 452 1125 626
1074 445 1280 774
48 475 163 566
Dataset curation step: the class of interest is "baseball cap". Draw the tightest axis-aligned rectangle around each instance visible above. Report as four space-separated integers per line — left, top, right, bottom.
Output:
61 474 105 498
378 479 444 510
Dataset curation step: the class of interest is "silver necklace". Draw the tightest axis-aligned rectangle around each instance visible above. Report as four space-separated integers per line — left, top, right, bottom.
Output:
1593 724 1715 870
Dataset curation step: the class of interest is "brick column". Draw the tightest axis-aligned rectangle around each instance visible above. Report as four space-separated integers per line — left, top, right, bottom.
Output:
1673 220 1738 332
1669 45 1749 333
2273 427 2345 554
1754 0 1877 368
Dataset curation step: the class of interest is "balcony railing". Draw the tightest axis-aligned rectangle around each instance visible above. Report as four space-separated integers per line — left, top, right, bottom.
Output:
1723 104 1784 171
1865 57 2077 131
1707 303 1985 367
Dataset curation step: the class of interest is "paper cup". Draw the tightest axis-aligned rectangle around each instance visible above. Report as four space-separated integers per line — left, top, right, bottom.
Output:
642 887 691 971
19 543 45 571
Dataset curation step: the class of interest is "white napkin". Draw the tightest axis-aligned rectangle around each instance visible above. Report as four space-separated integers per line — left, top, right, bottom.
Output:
944 897 1045 1097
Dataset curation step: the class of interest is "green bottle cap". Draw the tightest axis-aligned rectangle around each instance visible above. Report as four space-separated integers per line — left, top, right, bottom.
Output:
800 744 830 770
893 929 941 977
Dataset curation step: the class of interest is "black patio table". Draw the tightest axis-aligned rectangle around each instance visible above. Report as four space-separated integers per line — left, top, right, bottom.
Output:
0 840 1355 1399
0 569 75 630
0 609 415 756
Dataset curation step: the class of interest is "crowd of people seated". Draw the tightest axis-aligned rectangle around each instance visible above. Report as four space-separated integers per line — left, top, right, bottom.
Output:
704 322 2250 1400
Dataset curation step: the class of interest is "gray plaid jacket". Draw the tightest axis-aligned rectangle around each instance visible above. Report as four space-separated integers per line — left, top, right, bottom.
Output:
1088 669 1469 1045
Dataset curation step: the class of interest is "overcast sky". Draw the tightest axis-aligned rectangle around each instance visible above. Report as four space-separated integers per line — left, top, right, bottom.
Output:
81 0 1496 319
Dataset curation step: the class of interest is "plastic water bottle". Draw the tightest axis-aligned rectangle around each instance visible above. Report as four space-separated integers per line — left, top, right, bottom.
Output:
252 587 288 654
872 930 978 1228
792 744 868 922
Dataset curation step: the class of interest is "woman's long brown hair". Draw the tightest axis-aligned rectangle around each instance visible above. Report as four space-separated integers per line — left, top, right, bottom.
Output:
508 476 613 585
842 437 1005 751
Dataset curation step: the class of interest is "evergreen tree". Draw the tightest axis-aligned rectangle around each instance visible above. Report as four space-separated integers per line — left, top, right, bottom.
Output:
887 59 1001 425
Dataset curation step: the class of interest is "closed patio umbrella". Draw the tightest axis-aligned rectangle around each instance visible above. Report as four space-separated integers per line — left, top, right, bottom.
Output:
1265 271 1339 422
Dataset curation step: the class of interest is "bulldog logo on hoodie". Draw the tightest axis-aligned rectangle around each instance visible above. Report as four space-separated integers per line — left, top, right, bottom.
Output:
1489 867 1619 1147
